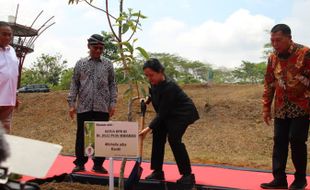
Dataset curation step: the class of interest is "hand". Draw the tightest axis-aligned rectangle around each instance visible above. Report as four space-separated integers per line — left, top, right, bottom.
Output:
263 111 272 126
109 107 115 117
139 127 151 138
69 107 76 120
139 98 146 103
145 96 151 104
15 98 21 110
140 96 151 104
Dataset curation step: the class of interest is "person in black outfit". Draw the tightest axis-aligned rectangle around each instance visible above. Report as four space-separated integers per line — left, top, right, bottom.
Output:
139 58 199 185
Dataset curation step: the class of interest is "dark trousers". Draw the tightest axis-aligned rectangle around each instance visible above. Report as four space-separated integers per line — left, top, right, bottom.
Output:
74 111 109 167
150 120 192 175
272 115 309 180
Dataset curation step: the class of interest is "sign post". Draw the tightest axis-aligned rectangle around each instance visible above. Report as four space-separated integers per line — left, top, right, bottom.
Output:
84 121 139 189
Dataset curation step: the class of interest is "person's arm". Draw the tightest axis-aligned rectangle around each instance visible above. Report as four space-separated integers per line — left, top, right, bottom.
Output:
108 60 117 117
295 49 310 90
148 83 177 129
262 56 275 126
67 61 80 120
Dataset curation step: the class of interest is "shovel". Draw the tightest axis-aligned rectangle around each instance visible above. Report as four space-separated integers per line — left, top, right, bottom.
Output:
124 99 147 190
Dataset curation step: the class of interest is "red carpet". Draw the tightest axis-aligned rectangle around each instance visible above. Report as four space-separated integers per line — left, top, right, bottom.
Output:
21 155 310 189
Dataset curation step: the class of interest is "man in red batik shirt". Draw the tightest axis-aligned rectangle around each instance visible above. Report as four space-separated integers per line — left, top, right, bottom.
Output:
261 24 310 190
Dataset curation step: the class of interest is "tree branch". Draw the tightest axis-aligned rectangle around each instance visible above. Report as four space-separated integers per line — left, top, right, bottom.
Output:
105 0 120 42
126 11 141 42
83 0 117 20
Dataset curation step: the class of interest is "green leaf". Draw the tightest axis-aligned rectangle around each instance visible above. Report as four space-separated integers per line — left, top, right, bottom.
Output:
116 16 127 23
131 13 147 19
122 23 129 34
120 42 134 54
136 47 149 60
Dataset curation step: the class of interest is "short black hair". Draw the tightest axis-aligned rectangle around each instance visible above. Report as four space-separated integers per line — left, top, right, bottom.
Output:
271 24 291 36
0 21 11 28
143 58 165 73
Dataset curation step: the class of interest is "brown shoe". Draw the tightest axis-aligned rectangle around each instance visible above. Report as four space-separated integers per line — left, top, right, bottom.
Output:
92 166 108 174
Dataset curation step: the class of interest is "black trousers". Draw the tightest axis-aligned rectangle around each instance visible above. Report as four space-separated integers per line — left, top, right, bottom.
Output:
74 111 109 167
150 119 192 175
272 115 309 180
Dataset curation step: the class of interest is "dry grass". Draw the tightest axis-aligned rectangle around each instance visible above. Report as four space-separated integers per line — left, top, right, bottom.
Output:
11 84 310 189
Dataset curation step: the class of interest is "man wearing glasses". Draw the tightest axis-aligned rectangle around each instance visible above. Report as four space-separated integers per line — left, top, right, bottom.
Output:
67 34 117 174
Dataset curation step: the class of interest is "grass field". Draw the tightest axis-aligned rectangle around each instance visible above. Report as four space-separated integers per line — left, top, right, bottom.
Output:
11 84 310 189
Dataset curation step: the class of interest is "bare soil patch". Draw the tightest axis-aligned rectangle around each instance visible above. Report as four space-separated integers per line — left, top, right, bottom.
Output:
11 84 309 189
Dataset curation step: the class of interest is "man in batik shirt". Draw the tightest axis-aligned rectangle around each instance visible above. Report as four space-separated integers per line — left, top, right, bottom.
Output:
261 24 310 190
67 34 117 174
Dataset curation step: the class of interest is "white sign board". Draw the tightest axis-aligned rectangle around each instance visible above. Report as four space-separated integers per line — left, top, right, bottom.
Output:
84 121 138 158
1 135 62 178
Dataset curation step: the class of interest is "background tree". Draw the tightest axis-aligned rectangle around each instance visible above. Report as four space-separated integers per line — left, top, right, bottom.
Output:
102 31 119 61
21 53 67 87
149 52 211 83
231 61 266 83
262 43 273 60
212 67 235 83
58 68 74 90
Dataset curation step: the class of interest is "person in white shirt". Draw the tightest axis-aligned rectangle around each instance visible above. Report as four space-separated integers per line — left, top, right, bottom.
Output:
0 21 19 133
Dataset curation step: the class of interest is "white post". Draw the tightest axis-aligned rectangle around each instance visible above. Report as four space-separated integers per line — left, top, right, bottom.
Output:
109 157 114 190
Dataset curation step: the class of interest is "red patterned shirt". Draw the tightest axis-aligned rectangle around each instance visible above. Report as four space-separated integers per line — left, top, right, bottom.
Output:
262 42 310 118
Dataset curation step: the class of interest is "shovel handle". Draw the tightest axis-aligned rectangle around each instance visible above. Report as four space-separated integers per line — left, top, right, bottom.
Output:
138 100 147 157
140 100 146 117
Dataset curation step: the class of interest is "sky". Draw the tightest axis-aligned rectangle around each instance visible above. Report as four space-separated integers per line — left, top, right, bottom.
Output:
1 0 310 69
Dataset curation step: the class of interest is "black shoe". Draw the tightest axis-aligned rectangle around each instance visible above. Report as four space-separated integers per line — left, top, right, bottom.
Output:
72 165 85 173
289 178 307 190
92 166 108 174
177 174 196 185
145 170 165 180
260 179 288 189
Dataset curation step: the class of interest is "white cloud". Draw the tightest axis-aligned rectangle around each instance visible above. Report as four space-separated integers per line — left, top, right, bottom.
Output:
282 0 310 46
0 0 110 68
142 9 274 68
1 0 310 70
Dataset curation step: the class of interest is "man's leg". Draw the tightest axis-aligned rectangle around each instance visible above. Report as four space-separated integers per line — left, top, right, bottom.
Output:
289 115 309 189
272 117 290 181
0 106 14 133
73 112 92 168
91 112 109 172
261 117 290 189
